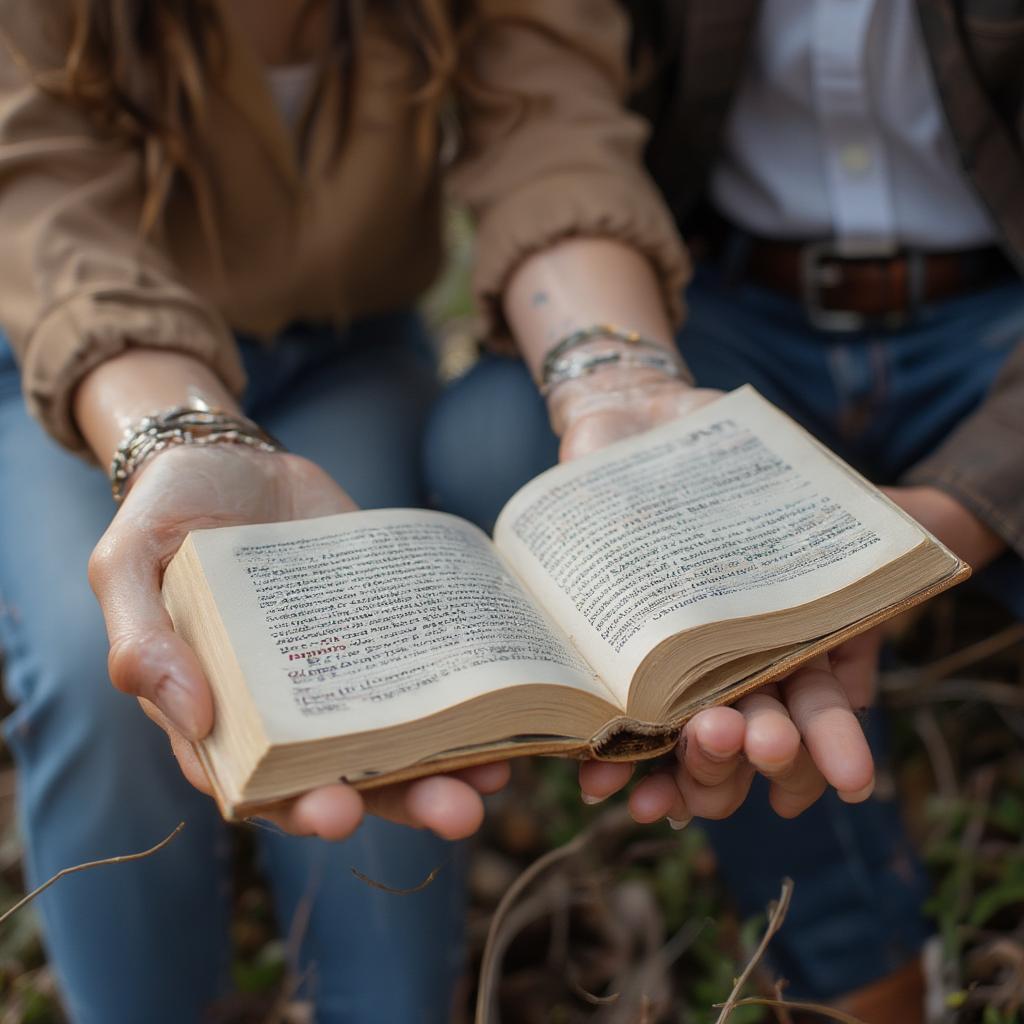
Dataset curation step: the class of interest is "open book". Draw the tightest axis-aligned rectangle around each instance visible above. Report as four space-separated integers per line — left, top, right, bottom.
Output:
162 387 968 819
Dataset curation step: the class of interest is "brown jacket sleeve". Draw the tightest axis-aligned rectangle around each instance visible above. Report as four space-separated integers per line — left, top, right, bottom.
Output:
902 339 1024 558
449 0 690 342
0 22 245 454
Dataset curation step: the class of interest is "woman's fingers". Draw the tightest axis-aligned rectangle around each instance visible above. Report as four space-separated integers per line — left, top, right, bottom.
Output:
780 657 875 802
255 786 366 841
828 627 883 710
363 775 486 840
453 761 512 795
736 679 834 817
137 698 215 795
251 770 495 843
286 786 367 840
579 760 634 803
653 707 752 820
581 653 875 828
673 758 757 820
627 771 689 825
681 707 745 786
629 712 752 823
736 686 802 773
766 744 828 818
678 686 818 820
89 526 213 741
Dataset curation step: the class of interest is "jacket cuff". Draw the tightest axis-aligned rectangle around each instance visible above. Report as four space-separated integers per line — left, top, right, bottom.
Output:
470 170 691 349
20 288 247 455
902 393 1024 558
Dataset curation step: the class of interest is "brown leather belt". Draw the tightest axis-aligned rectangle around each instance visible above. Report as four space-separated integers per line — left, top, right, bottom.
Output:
700 224 1015 332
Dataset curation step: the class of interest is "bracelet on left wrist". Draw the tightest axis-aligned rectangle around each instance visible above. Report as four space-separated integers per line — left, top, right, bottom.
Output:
110 398 284 503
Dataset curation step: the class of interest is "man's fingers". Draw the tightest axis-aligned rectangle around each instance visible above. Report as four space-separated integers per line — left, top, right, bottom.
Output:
781 658 875 801
766 744 828 818
681 707 746 786
89 528 213 741
579 760 634 804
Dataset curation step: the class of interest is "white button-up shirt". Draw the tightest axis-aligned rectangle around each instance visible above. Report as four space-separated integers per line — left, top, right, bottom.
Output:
711 0 997 251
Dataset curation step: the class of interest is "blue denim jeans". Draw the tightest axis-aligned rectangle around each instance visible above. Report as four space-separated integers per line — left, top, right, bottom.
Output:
0 313 466 1024
424 267 1024 1000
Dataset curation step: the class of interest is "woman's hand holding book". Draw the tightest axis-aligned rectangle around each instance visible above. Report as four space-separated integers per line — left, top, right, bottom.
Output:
76 348 508 842
555 372 878 827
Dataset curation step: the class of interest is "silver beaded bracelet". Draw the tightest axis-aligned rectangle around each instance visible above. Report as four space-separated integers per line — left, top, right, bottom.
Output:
109 398 284 503
539 324 674 389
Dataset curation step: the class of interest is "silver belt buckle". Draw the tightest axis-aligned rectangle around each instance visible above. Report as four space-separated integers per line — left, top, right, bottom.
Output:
799 239 904 333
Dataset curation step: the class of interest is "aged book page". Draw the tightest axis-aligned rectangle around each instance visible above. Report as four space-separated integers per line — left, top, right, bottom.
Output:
187 509 612 744
494 387 930 708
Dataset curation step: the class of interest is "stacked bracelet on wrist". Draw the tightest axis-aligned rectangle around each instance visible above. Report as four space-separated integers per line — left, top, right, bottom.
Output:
539 324 684 397
109 398 284 503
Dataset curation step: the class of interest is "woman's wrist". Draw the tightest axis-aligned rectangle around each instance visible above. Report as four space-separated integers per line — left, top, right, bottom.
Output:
109 402 283 503
73 348 242 467
547 365 695 437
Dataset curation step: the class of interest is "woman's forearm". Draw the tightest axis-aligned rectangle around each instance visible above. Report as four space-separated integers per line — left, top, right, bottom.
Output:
503 237 680 379
72 349 241 467
504 238 696 442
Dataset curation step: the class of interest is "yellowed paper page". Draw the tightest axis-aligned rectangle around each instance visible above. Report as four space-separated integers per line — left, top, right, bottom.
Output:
494 387 927 707
188 509 607 743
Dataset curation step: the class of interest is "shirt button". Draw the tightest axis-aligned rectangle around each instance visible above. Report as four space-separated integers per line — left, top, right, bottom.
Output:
840 142 872 174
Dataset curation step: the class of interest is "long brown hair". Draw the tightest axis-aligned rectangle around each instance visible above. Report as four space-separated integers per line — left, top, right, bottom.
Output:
45 0 472 239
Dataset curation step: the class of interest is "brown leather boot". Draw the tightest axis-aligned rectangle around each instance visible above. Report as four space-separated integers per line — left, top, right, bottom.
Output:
793 956 925 1024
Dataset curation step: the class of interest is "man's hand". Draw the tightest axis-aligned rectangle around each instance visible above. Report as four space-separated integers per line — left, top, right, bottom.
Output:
89 443 509 842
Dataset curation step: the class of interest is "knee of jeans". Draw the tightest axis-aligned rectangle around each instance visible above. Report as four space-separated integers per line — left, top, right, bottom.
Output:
1 590 152 773
423 357 559 531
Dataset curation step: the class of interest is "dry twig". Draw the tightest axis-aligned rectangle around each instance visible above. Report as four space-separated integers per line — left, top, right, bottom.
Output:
475 805 633 1023
567 965 621 1006
714 997 867 1023
0 822 185 927
599 917 705 1024
350 862 444 895
714 877 793 1024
